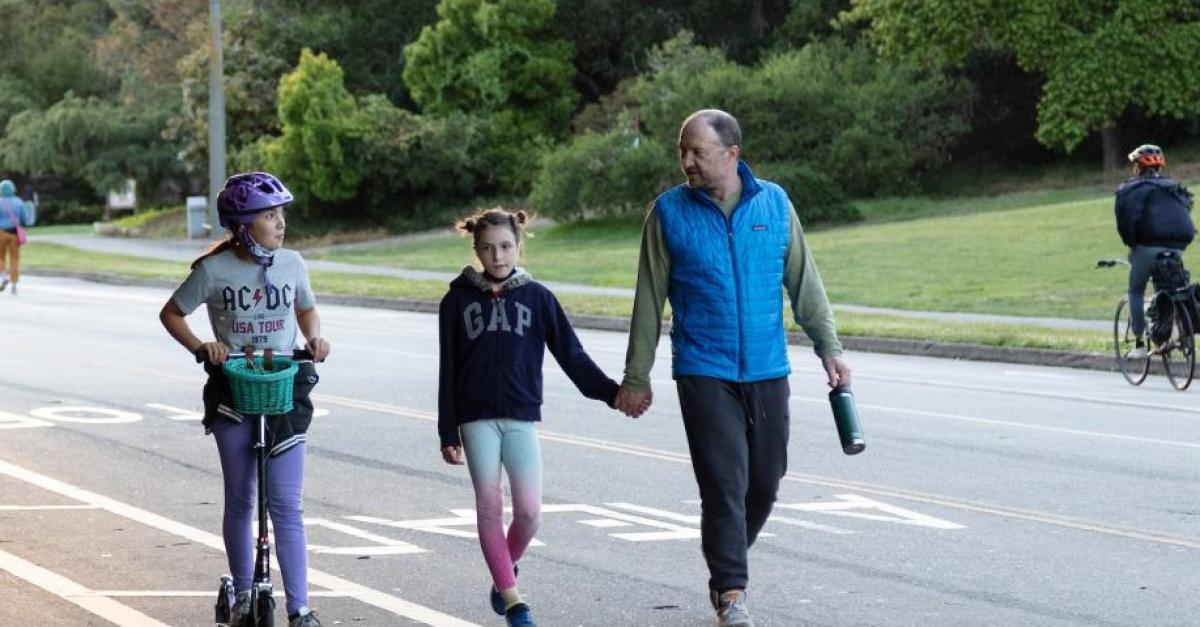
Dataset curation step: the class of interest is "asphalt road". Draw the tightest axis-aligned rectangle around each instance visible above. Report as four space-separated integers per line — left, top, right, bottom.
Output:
1 277 1198 626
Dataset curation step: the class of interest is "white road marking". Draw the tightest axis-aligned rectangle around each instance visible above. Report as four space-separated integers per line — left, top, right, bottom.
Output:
305 518 427 555
349 510 546 547
0 505 98 511
309 394 1200 550
91 590 354 597
30 406 142 424
778 495 966 530
0 410 53 430
146 402 204 421
0 548 172 627
767 516 856 535
0 457 480 626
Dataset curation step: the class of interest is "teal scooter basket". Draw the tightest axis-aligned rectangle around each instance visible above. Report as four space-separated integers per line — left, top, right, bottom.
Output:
223 356 298 415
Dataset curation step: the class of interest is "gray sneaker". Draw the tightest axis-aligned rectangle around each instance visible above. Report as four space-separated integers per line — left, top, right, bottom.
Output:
715 589 754 627
227 591 251 626
289 607 323 627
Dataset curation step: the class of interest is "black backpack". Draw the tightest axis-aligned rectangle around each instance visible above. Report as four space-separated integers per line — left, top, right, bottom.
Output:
1150 250 1190 293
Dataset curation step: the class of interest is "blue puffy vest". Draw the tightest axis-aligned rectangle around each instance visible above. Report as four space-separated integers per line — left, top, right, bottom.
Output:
656 161 792 382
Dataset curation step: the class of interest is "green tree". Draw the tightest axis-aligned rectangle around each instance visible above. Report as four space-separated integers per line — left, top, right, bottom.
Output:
263 49 361 208
0 1 116 108
844 0 1200 168
403 0 577 191
253 0 438 108
0 94 180 197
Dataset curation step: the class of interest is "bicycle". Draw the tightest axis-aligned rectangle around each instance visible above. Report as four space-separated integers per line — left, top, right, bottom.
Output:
201 347 313 627
1097 258 1196 390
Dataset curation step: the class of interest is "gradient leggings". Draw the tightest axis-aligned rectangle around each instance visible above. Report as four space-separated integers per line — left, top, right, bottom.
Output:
461 419 543 591
212 418 310 615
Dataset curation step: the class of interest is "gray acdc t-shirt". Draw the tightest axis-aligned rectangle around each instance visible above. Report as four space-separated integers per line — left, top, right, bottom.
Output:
171 248 316 352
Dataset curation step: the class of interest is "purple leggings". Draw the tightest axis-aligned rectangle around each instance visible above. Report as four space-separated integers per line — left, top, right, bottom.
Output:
212 418 309 615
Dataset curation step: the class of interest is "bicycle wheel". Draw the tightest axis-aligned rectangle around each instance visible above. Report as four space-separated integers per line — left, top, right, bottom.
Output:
1162 300 1195 391
1114 297 1149 385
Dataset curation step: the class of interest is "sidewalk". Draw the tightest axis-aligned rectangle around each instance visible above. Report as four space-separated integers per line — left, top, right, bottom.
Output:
31 232 1109 331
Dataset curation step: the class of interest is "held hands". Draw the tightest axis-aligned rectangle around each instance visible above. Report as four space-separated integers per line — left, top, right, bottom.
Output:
614 385 653 418
441 445 465 465
305 336 331 362
822 355 853 388
195 342 230 365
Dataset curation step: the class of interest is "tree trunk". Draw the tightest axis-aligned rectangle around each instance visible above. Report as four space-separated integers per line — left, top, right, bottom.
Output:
1101 127 1123 172
750 0 767 37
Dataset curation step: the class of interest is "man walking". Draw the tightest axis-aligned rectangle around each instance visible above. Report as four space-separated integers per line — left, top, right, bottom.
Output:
615 109 851 626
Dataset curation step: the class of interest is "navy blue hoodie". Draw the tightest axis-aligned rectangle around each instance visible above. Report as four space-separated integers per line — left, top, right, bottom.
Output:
438 267 619 447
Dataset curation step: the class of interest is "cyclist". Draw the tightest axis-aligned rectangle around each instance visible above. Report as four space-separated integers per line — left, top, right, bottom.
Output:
1115 144 1195 357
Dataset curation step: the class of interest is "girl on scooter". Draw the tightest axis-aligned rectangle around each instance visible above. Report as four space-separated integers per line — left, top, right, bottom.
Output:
159 172 331 627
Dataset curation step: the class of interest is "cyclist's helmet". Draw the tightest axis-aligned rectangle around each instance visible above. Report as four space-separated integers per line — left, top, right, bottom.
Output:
1127 144 1166 169
216 172 293 229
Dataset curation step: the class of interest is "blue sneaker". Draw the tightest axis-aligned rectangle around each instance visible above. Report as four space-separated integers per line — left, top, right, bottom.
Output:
505 603 536 627
489 564 519 615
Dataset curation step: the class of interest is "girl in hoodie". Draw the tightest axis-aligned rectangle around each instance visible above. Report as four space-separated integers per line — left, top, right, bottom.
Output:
438 208 629 627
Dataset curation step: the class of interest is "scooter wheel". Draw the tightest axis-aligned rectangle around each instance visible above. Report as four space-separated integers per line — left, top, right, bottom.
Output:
252 589 275 627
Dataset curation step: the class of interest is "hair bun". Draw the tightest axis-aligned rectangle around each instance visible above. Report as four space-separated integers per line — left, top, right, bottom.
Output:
460 218 477 233
514 210 528 224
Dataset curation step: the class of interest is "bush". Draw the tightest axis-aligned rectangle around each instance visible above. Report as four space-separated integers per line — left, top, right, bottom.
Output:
263 49 362 214
351 97 491 221
630 34 972 197
528 126 676 220
35 201 103 225
752 161 861 224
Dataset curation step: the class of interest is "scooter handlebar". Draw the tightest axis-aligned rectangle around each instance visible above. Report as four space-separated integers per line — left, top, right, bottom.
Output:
194 347 314 364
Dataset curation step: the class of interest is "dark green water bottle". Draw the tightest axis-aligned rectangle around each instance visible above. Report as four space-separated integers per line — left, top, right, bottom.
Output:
828 384 865 455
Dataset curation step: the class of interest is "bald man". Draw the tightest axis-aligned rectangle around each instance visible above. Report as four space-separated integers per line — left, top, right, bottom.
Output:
615 109 851 626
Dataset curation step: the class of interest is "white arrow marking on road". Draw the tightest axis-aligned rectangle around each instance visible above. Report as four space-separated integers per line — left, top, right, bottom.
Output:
0 548 171 626
305 518 427 555
777 495 966 530
350 511 545 546
0 410 54 430
30 406 141 424
147 391 1200 550
0 457 480 626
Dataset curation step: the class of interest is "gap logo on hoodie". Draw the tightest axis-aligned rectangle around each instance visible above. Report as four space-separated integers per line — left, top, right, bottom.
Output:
463 298 533 339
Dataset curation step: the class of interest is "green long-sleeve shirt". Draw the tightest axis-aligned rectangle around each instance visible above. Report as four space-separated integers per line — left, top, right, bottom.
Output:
621 194 843 391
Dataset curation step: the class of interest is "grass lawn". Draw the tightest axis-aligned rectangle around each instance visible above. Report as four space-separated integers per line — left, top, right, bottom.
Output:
310 187 1170 321
21 241 1111 352
26 224 94 236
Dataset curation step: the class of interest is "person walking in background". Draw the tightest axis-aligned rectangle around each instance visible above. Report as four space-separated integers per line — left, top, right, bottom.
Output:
437 208 636 627
0 179 36 295
1115 144 1195 357
614 109 852 627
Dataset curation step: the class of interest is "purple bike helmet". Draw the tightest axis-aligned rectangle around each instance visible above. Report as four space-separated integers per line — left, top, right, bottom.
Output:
216 172 294 229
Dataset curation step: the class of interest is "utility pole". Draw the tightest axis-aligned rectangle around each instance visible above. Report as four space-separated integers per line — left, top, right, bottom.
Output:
207 0 227 231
